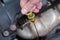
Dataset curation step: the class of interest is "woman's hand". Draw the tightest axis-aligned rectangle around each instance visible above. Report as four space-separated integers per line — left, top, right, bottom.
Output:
20 0 42 14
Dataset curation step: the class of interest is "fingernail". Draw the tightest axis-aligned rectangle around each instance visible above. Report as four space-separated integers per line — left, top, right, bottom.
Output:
21 9 27 14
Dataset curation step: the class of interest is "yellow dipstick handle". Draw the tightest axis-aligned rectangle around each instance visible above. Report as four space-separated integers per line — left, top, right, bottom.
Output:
26 11 35 23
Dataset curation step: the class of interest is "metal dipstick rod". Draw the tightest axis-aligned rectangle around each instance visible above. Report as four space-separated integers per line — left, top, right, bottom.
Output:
26 11 39 40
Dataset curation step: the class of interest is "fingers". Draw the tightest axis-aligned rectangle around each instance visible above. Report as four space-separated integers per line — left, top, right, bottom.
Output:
21 0 40 14
33 8 39 13
36 2 42 10
20 0 42 14
31 2 42 13
21 1 35 14
20 0 28 8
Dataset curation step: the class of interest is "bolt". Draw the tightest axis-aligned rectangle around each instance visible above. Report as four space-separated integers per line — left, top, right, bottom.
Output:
3 31 9 36
10 25 16 31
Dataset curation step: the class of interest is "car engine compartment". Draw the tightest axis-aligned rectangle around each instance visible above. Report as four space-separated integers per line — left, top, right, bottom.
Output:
0 0 60 40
